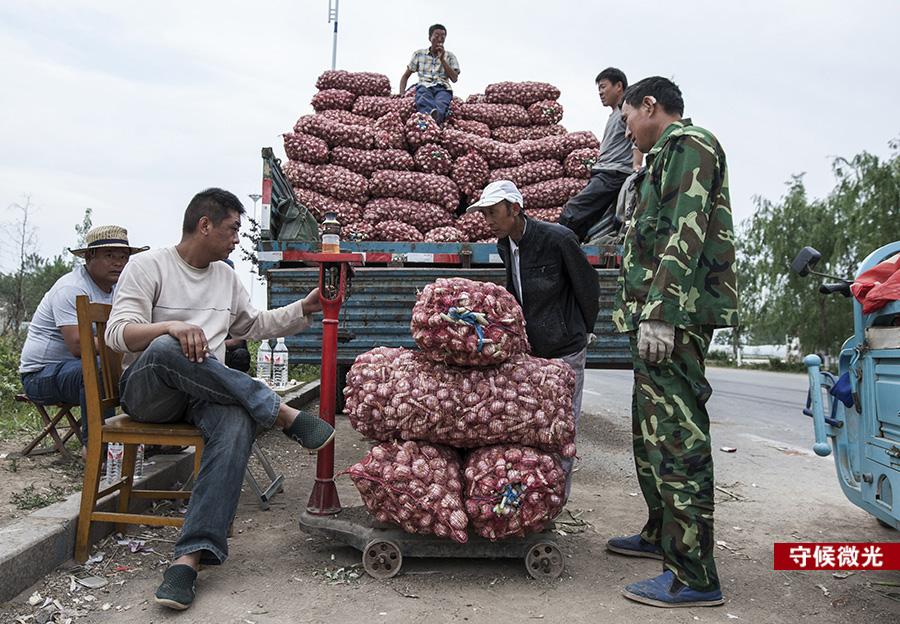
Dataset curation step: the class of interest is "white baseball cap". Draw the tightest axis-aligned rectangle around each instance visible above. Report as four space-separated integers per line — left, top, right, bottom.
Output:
465 180 523 213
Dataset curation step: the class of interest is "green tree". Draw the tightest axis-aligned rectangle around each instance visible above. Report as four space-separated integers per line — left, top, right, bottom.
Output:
0 253 72 339
74 207 93 256
739 141 899 358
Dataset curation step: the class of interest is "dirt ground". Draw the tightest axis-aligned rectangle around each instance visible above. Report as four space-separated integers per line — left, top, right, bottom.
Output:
1 402 898 624
0 434 84 530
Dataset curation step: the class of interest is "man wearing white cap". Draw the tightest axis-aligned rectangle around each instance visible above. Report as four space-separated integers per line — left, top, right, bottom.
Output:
468 180 599 497
19 225 148 452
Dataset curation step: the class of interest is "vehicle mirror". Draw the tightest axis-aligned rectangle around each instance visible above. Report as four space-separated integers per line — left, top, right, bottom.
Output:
791 246 822 277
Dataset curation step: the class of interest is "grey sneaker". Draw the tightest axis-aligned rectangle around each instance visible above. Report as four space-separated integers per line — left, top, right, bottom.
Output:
154 564 197 610
284 411 335 450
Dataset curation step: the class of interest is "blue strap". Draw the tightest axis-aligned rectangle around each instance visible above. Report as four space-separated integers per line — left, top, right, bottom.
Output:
447 308 487 352
492 483 526 516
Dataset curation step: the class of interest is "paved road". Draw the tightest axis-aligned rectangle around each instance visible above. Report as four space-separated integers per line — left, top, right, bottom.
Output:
582 365 816 452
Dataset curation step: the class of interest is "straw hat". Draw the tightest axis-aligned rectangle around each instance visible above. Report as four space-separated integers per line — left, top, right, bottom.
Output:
69 225 149 257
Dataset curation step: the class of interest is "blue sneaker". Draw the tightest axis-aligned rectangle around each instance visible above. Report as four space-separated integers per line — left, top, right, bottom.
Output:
606 534 663 560
623 570 724 608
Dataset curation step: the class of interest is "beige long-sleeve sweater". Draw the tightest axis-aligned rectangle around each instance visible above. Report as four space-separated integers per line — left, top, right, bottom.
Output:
106 247 309 367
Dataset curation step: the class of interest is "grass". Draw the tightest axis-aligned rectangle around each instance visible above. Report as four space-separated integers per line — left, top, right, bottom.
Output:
10 483 69 510
0 399 47 442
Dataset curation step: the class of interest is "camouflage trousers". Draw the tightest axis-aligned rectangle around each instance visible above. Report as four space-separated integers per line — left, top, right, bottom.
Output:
630 327 719 591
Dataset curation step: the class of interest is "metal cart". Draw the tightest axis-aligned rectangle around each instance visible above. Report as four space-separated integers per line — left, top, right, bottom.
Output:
296 250 565 579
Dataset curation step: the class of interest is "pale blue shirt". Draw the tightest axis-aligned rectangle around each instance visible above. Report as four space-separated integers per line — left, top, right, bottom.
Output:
19 265 113 373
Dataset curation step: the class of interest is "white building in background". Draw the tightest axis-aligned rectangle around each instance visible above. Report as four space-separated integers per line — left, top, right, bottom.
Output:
709 331 802 366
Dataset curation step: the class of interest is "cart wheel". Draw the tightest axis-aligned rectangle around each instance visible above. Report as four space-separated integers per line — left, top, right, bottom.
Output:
363 540 403 579
525 542 564 580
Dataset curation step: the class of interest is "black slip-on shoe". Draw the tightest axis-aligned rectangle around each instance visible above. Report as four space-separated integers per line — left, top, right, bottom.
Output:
154 564 197 610
284 411 335 451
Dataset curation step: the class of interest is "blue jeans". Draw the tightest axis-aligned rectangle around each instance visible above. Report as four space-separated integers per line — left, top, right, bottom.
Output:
414 84 452 124
119 336 281 565
21 358 111 445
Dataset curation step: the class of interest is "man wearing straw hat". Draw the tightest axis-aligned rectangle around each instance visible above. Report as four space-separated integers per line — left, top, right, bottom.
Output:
19 225 149 455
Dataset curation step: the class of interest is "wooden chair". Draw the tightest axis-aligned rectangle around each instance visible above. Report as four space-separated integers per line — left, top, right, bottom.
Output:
74 295 204 563
13 394 81 458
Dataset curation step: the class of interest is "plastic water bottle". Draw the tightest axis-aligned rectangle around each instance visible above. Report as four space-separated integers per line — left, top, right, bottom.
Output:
106 443 124 482
272 337 289 388
134 444 145 478
257 339 273 383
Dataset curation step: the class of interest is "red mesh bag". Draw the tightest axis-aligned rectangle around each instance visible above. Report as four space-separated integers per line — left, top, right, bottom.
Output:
492 124 566 144
346 440 468 543
344 347 576 456
483 81 561 106
293 115 374 149
292 186 363 223
331 147 413 177
563 148 599 179
373 112 407 150
489 160 565 188
521 178 588 209
363 198 454 234
369 170 459 212
284 161 369 204
463 445 566 541
425 226 465 242
353 96 416 120
529 207 564 223
282 132 329 165
413 144 453 176
411 277 529 366
459 102 529 128
441 129 523 168
527 100 564 126
316 70 391 96
345 220 377 241
405 112 443 150
318 109 376 127
451 151 490 199
446 117 492 138
373 220 424 242
455 211 493 242
517 135 570 162
311 88 356 112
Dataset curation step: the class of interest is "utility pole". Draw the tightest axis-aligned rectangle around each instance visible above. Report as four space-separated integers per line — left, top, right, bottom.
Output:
328 0 339 70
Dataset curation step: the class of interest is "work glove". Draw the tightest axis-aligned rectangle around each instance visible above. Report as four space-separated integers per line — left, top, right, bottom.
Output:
637 320 675 364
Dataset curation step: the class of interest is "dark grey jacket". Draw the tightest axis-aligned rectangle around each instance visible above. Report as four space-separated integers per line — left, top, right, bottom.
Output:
496 216 600 358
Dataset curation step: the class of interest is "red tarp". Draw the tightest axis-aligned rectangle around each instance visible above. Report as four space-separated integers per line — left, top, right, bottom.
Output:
851 253 900 314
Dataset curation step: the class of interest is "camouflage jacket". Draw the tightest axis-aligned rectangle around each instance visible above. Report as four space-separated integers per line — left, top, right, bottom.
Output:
613 119 739 332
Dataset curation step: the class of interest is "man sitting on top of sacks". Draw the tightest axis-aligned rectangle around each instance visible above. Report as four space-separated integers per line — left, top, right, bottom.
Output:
399 23 460 125
467 180 600 498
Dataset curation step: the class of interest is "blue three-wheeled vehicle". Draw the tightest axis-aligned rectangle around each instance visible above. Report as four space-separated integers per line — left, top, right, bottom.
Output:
793 241 900 530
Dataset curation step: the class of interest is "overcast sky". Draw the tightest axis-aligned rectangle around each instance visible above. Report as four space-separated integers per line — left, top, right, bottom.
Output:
1 0 898 304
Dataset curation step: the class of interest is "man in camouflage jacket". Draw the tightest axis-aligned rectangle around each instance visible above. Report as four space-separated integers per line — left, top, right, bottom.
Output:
608 76 738 608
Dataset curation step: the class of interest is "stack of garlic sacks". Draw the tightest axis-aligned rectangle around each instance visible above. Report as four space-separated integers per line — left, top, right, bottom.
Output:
282 70 600 243
343 277 575 543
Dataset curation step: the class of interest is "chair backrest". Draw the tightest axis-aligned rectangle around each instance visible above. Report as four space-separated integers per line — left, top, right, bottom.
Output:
75 295 122 437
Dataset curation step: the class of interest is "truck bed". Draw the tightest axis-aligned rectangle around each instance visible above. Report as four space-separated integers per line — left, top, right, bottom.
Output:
258 240 629 369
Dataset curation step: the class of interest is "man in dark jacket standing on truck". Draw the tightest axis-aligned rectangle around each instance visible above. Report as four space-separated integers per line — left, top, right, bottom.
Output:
609 76 738 608
468 180 599 496
560 67 643 241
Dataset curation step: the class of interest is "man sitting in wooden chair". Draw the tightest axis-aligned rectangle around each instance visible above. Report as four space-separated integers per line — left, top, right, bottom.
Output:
19 225 148 458
105 188 333 611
